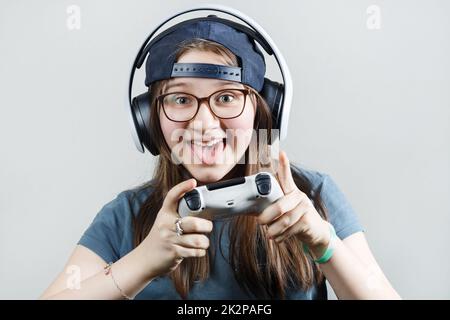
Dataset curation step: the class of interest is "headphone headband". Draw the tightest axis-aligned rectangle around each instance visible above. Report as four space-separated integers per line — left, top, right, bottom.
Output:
135 15 274 70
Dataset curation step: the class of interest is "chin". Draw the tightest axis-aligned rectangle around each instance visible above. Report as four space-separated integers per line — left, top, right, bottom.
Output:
185 163 233 185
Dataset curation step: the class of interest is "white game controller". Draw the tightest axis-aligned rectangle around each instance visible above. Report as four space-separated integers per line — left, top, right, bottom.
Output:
177 172 284 220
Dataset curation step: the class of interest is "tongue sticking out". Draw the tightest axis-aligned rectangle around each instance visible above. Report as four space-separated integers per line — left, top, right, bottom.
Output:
191 140 224 165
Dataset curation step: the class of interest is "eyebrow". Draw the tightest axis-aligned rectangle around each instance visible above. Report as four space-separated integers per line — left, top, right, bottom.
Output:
165 80 243 91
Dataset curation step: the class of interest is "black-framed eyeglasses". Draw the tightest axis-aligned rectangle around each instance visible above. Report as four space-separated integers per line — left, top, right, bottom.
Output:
157 88 251 122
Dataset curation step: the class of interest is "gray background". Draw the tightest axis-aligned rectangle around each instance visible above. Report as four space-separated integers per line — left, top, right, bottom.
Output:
1 0 449 299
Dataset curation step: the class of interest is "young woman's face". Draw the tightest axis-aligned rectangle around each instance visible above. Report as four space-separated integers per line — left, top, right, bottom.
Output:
159 50 256 184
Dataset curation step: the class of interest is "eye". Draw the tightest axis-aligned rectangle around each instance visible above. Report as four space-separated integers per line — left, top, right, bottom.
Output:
217 93 235 103
174 96 192 105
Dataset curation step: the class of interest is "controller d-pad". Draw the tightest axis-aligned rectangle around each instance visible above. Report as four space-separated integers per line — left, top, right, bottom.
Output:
184 189 201 210
255 173 271 196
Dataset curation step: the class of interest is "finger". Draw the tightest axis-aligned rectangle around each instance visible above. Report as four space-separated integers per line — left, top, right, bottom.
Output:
163 178 197 213
176 216 213 234
174 234 210 249
276 150 297 195
257 190 303 225
267 205 307 239
273 205 316 243
273 216 309 243
173 244 207 258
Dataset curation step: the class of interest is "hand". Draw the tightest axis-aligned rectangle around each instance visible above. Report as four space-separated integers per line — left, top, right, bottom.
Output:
257 151 331 257
139 178 213 278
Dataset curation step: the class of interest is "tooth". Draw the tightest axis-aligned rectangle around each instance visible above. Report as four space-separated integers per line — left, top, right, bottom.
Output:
191 139 221 147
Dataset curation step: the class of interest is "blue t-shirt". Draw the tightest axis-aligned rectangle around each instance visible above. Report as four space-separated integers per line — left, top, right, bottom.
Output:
77 164 364 299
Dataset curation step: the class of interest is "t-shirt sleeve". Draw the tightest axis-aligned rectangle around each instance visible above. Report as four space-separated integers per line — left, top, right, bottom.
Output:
317 174 365 239
77 191 133 263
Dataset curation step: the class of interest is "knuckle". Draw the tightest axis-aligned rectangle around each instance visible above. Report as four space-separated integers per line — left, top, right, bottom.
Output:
196 249 206 257
193 219 203 231
155 222 165 231
159 226 170 239
257 213 268 224
193 237 203 247
180 216 191 228
276 202 284 214
256 215 264 224
201 236 210 248
281 216 291 228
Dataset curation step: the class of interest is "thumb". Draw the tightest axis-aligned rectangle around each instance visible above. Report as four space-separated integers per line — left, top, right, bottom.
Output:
163 178 197 214
276 150 297 194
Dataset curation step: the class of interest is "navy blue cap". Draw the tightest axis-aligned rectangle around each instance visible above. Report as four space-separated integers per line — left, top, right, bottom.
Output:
144 19 266 92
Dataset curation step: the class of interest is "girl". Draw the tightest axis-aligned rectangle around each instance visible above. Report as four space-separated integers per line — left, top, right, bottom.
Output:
40 34 400 300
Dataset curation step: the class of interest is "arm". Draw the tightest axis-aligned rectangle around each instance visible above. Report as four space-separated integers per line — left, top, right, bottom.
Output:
259 151 401 300
40 178 212 300
39 244 154 299
312 231 401 300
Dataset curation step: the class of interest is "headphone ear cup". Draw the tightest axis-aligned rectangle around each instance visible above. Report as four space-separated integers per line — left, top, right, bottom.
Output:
259 78 284 143
131 91 160 156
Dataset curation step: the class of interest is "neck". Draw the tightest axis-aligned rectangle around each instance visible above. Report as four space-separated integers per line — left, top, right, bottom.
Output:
221 163 245 181
180 163 246 187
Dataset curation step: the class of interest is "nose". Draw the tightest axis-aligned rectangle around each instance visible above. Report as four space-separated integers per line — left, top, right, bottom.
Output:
191 99 220 125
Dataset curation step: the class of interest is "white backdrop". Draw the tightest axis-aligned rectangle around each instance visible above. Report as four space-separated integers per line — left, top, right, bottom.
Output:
0 0 449 299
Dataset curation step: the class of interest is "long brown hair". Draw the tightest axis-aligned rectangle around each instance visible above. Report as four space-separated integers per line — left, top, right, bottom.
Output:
132 38 329 299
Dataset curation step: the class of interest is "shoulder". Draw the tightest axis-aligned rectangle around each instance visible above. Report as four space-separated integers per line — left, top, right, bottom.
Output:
290 162 348 201
95 183 154 225
290 162 329 192
115 184 154 216
291 162 331 197
77 182 155 262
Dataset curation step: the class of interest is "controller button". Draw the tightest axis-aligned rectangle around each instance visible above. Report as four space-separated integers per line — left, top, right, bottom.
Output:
186 197 201 210
184 190 201 210
257 182 271 195
255 174 271 196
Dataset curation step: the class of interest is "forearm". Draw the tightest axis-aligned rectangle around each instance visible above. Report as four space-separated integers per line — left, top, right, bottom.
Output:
42 246 154 300
314 238 401 300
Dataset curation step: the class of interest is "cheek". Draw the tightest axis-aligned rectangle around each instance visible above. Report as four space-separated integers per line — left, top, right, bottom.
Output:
222 101 256 149
224 100 255 131
159 112 185 149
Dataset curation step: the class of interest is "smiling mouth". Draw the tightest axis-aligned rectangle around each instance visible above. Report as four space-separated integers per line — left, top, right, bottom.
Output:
183 137 226 165
190 138 225 147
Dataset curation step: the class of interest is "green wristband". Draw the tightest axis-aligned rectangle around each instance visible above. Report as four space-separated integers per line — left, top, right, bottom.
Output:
303 223 337 264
